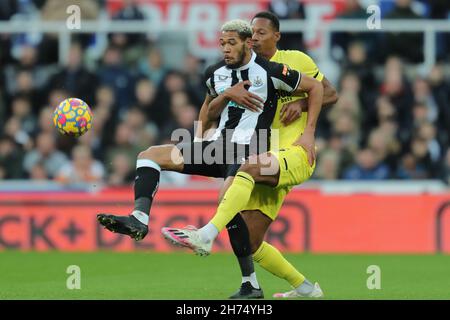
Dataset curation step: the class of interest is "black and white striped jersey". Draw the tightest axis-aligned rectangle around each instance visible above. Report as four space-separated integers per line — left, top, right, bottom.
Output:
204 51 301 147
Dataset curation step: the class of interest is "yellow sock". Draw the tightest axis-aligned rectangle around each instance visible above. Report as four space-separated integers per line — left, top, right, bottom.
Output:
253 241 305 288
210 171 255 231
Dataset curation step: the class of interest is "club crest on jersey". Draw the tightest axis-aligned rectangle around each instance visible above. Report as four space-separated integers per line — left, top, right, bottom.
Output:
252 76 263 88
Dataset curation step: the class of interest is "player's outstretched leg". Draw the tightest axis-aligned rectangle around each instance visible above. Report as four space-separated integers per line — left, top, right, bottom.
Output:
98 144 184 241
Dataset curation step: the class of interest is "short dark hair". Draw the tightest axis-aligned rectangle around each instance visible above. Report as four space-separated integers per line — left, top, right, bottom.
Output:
252 11 280 32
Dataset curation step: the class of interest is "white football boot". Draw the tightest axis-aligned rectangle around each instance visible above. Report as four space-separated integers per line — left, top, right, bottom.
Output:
273 282 324 298
161 225 212 257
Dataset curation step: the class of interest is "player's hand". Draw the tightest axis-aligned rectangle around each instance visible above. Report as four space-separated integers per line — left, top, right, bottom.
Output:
224 80 264 112
280 99 307 126
293 130 316 166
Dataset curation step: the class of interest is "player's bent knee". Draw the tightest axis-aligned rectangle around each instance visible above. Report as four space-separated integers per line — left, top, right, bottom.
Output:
250 238 263 254
138 146 159 161
137 145 181 170
239 162 261 180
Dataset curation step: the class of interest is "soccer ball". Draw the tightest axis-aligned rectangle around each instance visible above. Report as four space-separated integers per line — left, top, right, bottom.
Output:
53 98 93 137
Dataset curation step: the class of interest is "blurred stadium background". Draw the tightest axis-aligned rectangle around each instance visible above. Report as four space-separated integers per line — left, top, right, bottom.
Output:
1 0 450 299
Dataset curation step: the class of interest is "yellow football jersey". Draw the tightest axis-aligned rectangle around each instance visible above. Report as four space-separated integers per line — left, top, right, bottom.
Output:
270 50 324 149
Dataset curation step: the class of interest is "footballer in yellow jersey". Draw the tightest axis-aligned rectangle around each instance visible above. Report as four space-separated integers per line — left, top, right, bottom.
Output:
166 12 338 299
243 49 325 220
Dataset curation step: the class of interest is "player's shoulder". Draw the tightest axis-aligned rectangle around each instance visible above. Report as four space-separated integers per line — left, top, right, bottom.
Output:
275 49 315 63
255 54 284 72
204 60 226 78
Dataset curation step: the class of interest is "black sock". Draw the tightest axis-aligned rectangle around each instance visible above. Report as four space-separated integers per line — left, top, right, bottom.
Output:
134 166 160 215
227 214 255 278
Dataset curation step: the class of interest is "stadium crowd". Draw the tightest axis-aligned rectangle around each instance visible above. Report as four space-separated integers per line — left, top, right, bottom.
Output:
0 0 450 186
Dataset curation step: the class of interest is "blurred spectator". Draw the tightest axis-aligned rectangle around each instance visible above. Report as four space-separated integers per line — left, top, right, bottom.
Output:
29 161 49 180
182 54 205 107
107 152 134 187
56 144 105 185
105 122 141 171
91 85 118 149
109 0 147 66
37 106 56 134
98 46 135 116
154 72 191 129
365 96 397 134
379 56 414 137
0 135 24 179
439 148 450 185
328 90 361 126
413 77 439 123
23 132 68 178
47 88 70 110
0 78 6 130
417 122 441 164
396 153 428 179
39 0 99 63
268 0 306 51
160 91 198 141
138 47 168 87
110 0 146 51
428 65 450 146
332 0 374 61
4 117 32 150
409 137 436 178
134 78 159 125
122 107 157 149
342 42 377 106
367 128 401 174
330 112 360 155
10 94 37 135
343 148 391 180
314 149 341 180
4 45 49 105
383 0 424 63
48 42 98 106
11 69 43 113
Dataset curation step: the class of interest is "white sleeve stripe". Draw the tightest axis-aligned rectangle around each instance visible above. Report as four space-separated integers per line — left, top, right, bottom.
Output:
292 72 302 93
271 76 294 92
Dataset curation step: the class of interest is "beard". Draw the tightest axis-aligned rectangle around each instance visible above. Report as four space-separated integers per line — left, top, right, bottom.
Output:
226 45 247 69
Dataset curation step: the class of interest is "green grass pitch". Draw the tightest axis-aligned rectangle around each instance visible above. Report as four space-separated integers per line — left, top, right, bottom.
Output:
1 251 449 299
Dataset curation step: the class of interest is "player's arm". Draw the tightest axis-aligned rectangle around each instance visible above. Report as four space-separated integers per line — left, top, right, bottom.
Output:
195 94 216 140
269 62 323 133
280 76 337 125
321 76 339 106
291 75 323 134
269 61 323 165
207 81 264 120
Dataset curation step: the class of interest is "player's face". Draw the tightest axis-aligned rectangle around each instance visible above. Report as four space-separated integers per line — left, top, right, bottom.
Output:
220 31 250 68
251 18 280 55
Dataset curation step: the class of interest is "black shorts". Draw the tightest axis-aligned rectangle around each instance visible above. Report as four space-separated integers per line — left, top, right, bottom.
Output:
176 140 250 179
